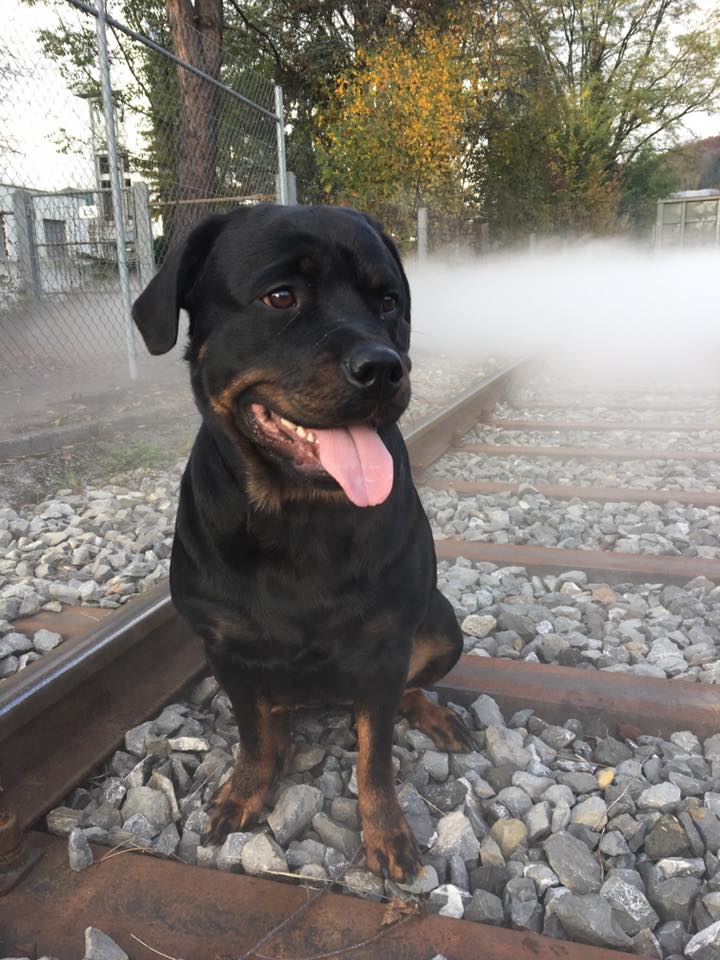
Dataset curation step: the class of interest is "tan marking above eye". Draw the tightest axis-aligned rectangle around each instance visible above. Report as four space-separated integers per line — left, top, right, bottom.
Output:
262 288 296 309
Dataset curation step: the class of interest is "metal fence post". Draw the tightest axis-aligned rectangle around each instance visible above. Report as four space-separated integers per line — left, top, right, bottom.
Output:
132 182 155 289
274 85 289 206
11 189 40 295
417 207 428 261
95 0 137 379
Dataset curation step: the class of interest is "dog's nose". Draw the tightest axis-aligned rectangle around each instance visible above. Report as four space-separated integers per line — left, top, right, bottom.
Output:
342 344 405 398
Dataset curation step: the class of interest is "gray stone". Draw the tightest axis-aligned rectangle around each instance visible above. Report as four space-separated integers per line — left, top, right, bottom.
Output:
240 833 288 877
68 828 93 872
645 816 692 860
485 726 531 768
525 862 559 895
167 736 209 752
525 802 551 844
464 889 504 925
600 875 659 935
572 796 608 831
689 808 720 853
83 927 128 960
462 615 497 639
421 750 450 782
638 782 682 813
123 813 157 840
290 743 326 771
397 782 435 849
217 832 252 872
469 694 505 728
33 629 62 653
124 721 154 757
648 877 702 922
490 818 527 858
121 786 171 829
344 867 385 900
312 812 361 858
512 771 553 801
655 920 688 955
47 806 83 837
331 797 359 828
432 811 480 860
429 883 468 919
657 858 705 879
286 839 326 869
544 831 603 894
553 893 632 949
267 784 324 845
496 786 532 819
685 919 720 959
599 831 630 857
397 863 439 894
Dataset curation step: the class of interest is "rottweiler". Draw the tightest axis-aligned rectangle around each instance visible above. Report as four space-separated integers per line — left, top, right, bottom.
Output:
132 204 471 881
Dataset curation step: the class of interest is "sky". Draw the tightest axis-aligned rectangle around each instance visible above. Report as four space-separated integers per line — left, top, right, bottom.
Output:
1 0 719 195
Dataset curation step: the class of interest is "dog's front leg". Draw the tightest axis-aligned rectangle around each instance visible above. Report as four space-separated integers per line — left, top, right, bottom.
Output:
355 691 421 882
204 657 289 844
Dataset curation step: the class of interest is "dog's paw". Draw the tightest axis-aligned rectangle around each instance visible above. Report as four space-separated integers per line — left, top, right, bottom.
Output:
363 816 421 882
203 777 265 845
402 696 474 753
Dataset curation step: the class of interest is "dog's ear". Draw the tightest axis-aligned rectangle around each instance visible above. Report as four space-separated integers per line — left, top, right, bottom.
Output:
132 214 228 355
361 214 411 318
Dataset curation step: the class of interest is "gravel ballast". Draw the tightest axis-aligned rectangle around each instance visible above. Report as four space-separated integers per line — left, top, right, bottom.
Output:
465 423 720 453
47 681 720 958
420 486 720 558
438 557 720 684
428 452 720 493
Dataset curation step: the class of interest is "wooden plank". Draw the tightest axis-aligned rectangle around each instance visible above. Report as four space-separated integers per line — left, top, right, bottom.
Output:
433 538 720 585
487 418 720 433
438 657 720 739
459 443 720 463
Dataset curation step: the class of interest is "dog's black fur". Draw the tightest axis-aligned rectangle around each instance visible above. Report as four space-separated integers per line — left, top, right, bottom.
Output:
132 204 468 880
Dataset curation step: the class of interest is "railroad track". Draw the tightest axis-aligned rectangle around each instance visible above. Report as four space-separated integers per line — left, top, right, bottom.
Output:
2 354 720 959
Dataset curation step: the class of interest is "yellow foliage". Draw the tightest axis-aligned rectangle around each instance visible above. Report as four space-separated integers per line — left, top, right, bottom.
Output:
316 20 495 238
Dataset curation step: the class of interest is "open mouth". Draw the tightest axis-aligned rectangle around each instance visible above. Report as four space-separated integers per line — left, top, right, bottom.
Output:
247 403 394 508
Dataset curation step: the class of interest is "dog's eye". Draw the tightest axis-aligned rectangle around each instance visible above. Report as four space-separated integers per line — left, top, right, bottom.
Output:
380 295 397 314
262 288 296 309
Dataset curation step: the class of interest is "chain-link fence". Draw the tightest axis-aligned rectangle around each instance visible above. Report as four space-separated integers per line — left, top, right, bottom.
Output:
0 0 287 386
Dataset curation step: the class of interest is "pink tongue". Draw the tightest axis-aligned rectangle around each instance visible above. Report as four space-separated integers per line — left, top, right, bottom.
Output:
315 425 393 507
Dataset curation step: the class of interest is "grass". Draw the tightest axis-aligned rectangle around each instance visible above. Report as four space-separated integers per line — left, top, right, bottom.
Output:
60 438 181 492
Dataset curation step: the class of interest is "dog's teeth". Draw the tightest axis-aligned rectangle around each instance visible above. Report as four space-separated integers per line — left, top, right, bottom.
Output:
296 426 307 439
279 417 294 428
306 432 316 443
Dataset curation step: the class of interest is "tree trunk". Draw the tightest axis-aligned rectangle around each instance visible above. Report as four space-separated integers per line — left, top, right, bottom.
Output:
165 0 223 241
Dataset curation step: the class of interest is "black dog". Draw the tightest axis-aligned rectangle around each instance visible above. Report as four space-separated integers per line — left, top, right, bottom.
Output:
132 204 470 881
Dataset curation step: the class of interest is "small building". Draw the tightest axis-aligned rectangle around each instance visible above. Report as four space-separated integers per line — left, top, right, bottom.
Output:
655 189 720 248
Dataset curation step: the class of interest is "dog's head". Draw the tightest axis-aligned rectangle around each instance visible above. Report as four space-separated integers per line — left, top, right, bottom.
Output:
132 204 412 510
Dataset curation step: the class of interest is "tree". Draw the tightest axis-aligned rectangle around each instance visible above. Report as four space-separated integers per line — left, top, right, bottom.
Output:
164 0 223 237
481 0 720 235
316 14 498 243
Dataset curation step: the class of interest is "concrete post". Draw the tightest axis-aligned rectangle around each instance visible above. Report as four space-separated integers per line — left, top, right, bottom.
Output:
417 206 428 261
132 182 155 289
96 0 137 378
11 189 40 295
